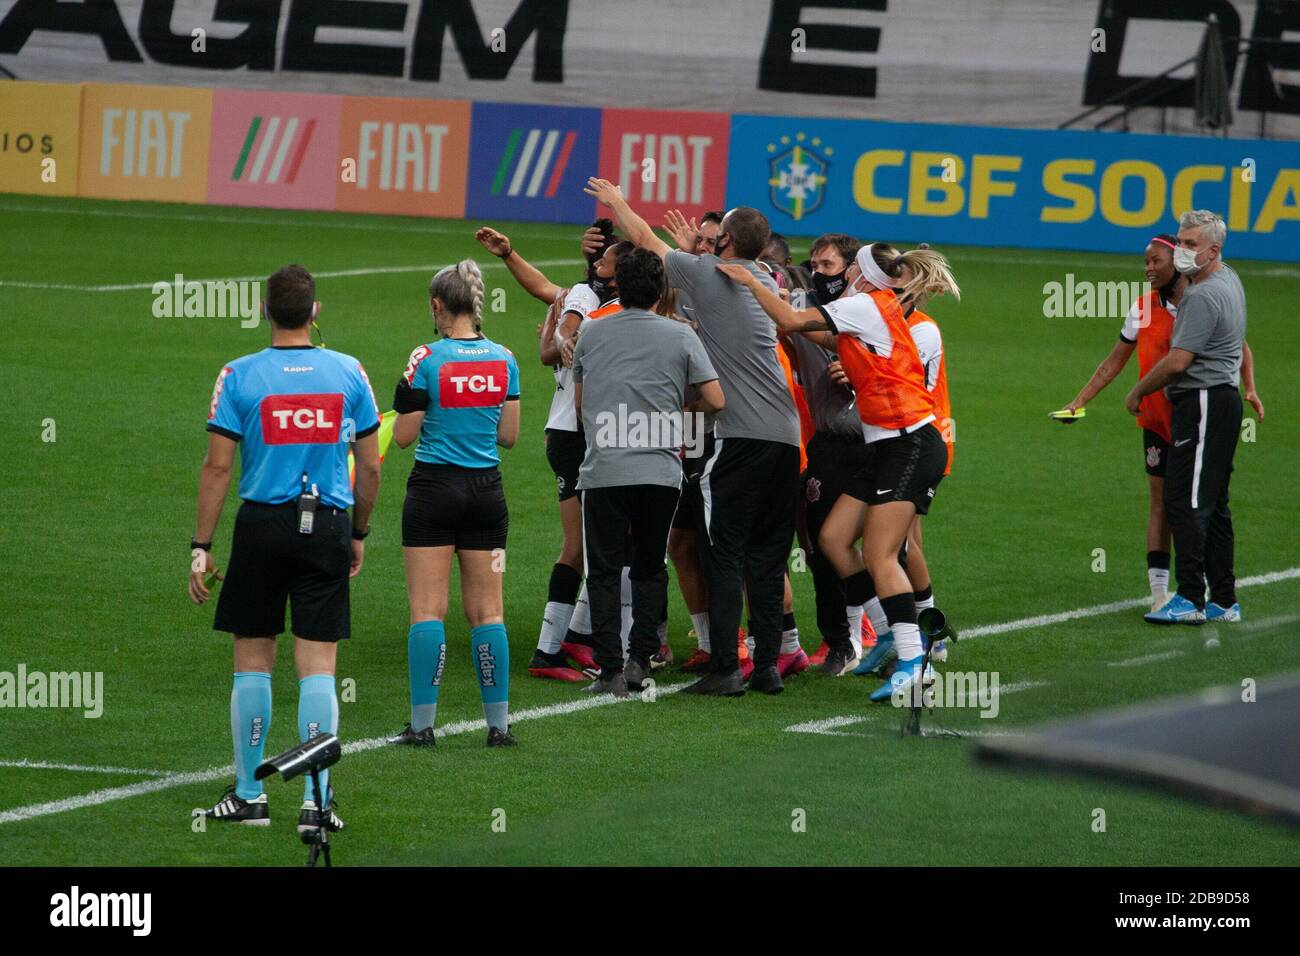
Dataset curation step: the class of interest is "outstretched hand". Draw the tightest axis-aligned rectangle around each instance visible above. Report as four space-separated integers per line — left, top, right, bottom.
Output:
475 226 511 257
663 209 699 252
715 262 757 287
584 177 623 207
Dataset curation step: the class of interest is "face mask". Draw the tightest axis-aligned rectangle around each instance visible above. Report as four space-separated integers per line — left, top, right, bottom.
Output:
589 276 617 303
812 269 847 302
1173 246 1203 275
713 235 730 258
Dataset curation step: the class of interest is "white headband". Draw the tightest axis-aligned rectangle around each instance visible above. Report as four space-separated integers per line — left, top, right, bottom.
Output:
856 244 903 289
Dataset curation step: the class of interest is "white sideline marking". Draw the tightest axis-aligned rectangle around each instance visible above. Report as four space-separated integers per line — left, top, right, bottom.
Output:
0 200 577 242
1107 650 1185 668
0 682 689 825
0 258 584 293
958 566 1300 641
994 680 1052 694
5 565 1297 826
783 680 1052 737
0 759 172 777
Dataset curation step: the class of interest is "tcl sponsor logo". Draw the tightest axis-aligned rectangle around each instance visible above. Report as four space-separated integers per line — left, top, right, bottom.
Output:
260 393 343 444
439 361 508 408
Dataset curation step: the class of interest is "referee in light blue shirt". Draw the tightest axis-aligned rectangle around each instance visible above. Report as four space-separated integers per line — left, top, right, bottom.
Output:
189 264 382 832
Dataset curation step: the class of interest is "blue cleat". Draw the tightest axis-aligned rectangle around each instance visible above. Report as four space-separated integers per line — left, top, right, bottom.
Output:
869 654 924 703
853 631 894 675
1143 594 1206 625
1205 602 1242 622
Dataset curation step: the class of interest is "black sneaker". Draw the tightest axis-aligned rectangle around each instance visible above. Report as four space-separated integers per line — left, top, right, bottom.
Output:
585 670 629 698
682 668 746 697
298 797 345 835
202 784 270 826
388 723 436 747
747 664 785 695
486 726 518 747
820 645 860 677
624 656 651 691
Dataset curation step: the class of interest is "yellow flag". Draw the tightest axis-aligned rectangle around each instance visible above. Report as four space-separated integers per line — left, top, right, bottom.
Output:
349 409 398 487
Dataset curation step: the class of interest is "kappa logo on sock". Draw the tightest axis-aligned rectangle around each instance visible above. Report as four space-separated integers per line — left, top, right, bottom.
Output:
476 641 497 687
249 716 263 747
433 643 447 685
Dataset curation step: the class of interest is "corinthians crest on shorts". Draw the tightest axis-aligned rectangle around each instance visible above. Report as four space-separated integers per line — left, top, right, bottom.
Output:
1146 444 1162 469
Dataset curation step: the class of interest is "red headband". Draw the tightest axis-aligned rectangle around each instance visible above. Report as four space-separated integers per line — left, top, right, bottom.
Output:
1151 237 1177 250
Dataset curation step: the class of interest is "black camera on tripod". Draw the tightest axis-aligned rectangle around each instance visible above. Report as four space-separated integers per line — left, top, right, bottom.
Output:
256 734 341 866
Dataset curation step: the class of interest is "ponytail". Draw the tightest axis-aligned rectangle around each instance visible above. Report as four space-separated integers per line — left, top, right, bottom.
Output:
897 247 960 310
430 258 486 328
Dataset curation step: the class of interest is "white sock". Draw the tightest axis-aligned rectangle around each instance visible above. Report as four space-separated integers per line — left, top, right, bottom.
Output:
745 633 755 651
780 627 801 654
537 601 574 654
569 584 591 636
847 605 864 657
1148 568 1169 599
865 597 890 637
915 590 935 611
620 567 632 655
691 612 711 652
893 621 923 661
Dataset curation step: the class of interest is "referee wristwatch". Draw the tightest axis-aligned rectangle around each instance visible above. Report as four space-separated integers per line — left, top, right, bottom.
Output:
352 526 371 541
191 538 212 552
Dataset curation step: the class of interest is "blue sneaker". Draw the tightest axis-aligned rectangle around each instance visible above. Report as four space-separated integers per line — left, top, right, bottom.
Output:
853 631 894 675
1143 594 1206 625
869 654 924 703
1206 602 1242 622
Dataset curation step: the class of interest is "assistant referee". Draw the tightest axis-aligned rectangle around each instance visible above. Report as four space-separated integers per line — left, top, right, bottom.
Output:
189 264 382 831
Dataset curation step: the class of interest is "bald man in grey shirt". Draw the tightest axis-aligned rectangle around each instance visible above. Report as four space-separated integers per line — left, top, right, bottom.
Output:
585 177 802 696
1127 211 1253 624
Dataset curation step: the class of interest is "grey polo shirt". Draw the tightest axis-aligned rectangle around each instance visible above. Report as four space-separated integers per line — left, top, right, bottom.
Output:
572 307 718 490
664 250 801 447
1167 263 1246 398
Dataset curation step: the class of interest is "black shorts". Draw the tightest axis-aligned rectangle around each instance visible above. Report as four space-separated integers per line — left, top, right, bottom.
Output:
545 428 585 502
214 501 352 642
1143 428 1169 478
844 423 946 515
402 462 508 550
672 432 716 531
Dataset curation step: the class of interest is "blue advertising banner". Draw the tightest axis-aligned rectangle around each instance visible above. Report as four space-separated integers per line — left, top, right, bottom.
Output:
466 102 602 224
727 114 1300 261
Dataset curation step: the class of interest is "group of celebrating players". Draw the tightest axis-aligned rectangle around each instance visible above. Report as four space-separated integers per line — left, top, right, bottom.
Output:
380 175 963 744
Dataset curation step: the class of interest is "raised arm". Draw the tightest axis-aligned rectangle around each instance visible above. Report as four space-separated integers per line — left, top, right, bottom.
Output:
475 226 563 304
714 262 827 333
584 178 670 260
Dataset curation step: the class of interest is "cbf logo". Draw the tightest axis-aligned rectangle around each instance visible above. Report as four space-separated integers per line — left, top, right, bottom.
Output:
767 133 830 221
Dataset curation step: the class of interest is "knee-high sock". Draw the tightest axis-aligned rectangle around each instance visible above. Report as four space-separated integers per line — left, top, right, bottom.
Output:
231 672 272 801
538 563 582 653
568 582 592 636
472 623 510 732
298 674 339 803
408 620 447 732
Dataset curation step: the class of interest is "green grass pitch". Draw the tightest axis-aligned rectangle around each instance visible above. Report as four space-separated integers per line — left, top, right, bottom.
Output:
1 194 1297 865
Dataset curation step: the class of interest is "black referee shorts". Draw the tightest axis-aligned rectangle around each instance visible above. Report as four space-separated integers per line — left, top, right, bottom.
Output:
545 428 585 502
214 501 352 643
844 423 946 515
402 461 508 550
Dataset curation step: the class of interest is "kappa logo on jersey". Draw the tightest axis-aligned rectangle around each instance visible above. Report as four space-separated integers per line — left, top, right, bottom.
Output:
404 345 432 385
491 128 578 198
209 366 234 419
439 360 510 408
260 393 344 444
231 116 317 185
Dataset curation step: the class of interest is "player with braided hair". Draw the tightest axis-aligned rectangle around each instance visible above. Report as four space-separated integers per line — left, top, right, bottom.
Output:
388 258 522 748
